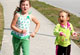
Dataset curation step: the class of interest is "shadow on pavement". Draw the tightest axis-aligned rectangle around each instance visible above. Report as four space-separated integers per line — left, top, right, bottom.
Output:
4 28 55 37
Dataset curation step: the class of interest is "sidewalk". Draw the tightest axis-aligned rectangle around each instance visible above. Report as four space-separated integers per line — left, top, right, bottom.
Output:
0 0 80 55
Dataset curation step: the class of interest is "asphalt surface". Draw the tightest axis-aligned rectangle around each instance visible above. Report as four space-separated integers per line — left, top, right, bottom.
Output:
0 0 80 55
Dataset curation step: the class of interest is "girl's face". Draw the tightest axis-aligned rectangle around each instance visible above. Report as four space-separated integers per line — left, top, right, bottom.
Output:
20 1 30 14
59 12 69 23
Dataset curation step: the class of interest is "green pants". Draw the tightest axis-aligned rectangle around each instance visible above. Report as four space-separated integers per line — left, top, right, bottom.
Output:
12 36 30 55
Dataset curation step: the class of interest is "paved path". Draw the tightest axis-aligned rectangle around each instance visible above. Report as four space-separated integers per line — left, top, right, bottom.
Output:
0 0 80 55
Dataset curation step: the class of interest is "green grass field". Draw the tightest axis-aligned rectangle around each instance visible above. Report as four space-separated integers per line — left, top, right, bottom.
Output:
30 0 80 47
31 0 80 28
0 3 4 49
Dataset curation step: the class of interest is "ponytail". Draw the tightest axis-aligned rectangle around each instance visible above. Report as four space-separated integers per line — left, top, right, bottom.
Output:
14 7 21 16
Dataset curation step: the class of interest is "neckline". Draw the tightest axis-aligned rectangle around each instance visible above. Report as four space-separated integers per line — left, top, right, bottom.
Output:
60 22 70 29
19 12 29 18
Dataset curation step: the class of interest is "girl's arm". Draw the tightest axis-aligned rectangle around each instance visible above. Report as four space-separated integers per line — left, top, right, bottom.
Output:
54 24 60 36
54 24 66 37
70 23 77 36
69 23 78 40
11 13 23 33
30 15 40 37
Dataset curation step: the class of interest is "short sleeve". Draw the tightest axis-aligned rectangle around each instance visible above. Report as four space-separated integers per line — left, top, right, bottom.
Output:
28 11 32 20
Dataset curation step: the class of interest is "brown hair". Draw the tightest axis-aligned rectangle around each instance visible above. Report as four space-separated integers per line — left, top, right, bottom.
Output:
14 0 31 15
59 10 70 21
59 10 70 17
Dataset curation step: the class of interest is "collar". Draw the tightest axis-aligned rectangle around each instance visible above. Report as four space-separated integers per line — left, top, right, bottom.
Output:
60 22 71 30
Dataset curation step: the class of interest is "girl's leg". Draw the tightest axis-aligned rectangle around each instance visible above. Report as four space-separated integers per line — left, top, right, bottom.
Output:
56 45 63 55
22 39 30 55
64 45 71 55
12 37 21 55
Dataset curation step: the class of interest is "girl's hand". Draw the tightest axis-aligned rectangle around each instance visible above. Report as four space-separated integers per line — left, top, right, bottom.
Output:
60 32 66 37
21 29 27 34
30 32 36 38
72 32 79 40
72 32 77 37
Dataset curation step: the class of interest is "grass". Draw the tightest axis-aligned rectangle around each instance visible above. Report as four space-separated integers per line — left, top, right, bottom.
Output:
30 0 80 28
30 0 80 47
0 3 4 49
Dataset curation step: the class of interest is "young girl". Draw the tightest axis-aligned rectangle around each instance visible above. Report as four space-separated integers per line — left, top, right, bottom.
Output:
54 10 77 55
11 0 40 55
